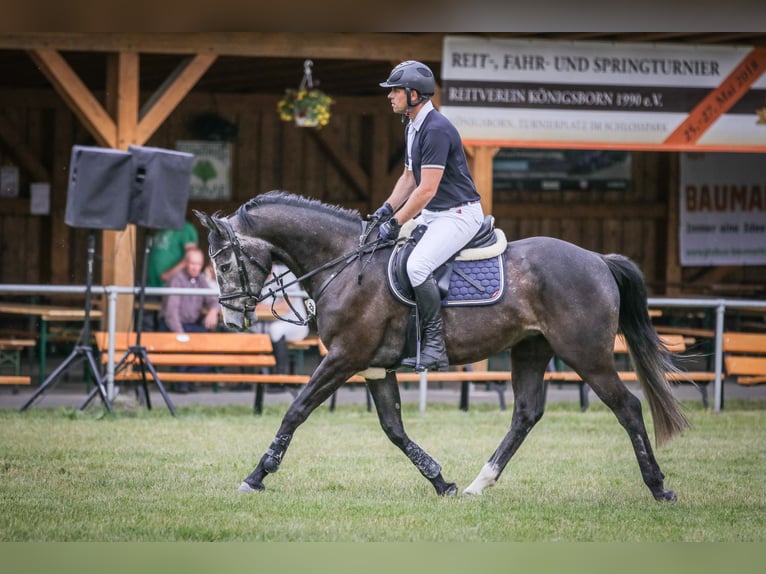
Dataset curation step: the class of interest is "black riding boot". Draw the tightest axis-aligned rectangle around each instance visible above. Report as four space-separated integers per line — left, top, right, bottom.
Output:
401 276 449 372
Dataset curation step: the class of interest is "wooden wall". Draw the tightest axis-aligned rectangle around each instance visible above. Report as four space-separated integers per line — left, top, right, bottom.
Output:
1 88 764 297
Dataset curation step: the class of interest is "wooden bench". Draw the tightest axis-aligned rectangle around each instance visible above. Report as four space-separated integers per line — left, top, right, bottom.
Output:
722 332 766 386
95 331 311 414
0 338 35 388
324 333 713 412
545 334 715 408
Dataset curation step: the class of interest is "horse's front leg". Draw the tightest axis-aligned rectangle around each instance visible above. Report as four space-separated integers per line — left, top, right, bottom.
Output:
238 360 350 493
368 372 457 496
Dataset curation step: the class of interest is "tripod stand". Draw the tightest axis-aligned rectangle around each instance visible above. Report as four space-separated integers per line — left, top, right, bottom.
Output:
81 232 177 416
20 231 114 414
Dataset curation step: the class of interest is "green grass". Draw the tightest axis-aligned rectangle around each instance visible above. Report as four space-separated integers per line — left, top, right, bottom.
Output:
1 400 764 541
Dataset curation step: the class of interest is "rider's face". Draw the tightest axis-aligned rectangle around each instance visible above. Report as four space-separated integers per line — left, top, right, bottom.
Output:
387 87 410 115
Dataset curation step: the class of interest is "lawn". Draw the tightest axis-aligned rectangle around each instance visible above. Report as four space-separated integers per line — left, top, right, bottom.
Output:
1 399 764 542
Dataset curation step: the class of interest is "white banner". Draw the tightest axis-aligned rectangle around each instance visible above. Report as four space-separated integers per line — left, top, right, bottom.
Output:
441 35 766 151
679 153 766 266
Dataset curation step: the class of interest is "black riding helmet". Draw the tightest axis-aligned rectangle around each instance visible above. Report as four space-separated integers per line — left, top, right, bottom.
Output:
379 60 435 108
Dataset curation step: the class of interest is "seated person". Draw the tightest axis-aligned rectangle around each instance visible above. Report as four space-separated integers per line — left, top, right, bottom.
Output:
159 247 220 392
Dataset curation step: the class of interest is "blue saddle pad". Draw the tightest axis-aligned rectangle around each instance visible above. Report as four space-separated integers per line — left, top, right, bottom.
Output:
386 248 506 307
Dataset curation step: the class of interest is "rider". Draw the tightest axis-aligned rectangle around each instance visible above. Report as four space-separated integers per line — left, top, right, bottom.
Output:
373 60 484 372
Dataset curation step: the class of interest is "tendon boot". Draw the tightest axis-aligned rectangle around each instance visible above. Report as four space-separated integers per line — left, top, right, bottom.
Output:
401 276 449 371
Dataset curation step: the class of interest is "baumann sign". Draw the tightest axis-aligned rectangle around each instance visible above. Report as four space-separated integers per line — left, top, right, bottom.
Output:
440 35 766 152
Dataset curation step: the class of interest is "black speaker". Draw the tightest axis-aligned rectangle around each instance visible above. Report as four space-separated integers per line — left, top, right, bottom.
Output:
65 146 132 230
127 145 194 230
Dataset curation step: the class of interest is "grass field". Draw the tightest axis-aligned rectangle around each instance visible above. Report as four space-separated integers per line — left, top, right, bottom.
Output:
1 399 764 542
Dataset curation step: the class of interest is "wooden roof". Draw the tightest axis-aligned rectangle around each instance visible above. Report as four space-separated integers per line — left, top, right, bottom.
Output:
2 33 766 97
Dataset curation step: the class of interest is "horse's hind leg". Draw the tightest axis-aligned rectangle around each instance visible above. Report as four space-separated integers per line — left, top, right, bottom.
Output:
368 371 458 496
464 337 551 495
579 368 676 501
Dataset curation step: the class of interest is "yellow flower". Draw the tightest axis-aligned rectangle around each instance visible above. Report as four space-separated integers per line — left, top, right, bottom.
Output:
277 88 333 128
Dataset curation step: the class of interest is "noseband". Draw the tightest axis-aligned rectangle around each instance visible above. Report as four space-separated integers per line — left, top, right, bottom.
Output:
209 218 271 314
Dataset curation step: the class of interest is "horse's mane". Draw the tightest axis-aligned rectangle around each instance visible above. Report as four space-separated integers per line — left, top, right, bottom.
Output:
238 190 362 226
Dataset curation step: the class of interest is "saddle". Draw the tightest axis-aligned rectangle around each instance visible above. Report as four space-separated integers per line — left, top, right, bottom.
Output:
386 215 507 307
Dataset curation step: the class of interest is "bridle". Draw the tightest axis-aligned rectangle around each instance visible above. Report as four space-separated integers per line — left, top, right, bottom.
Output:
209 217 271 315
209 215 392 324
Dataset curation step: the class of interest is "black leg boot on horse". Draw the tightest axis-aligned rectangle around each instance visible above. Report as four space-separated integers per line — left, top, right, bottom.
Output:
401 275 449 372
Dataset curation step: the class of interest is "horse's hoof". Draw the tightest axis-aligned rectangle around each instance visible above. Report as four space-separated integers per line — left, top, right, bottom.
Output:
654 489 677 502
238 481 265 493
462 486 482 496
439 483 458 497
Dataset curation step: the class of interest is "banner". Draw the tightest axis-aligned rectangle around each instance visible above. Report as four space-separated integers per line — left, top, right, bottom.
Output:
679 153 766 266
440 35 766 152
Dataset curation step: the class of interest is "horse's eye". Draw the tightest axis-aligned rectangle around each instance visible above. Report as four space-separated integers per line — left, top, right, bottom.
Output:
219 264 231 273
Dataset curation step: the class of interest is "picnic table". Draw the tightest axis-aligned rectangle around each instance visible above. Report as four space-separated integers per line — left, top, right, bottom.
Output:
0 302 102 385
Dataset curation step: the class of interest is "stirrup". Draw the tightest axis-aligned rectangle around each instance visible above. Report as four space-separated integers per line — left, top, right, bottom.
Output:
401 351 448 372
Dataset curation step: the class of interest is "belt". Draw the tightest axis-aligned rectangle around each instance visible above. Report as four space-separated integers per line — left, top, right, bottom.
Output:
429 200 480 212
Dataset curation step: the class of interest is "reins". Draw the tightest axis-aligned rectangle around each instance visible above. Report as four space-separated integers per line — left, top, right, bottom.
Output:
213 216 394 326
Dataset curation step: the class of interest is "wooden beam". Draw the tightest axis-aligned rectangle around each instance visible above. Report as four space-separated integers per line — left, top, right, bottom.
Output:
100 52 140 331
110 52 139 148
4 33 444 62
137 53 217 145
27 49 116 147
665 154 682 296
50 105 73 285
0 112 50 181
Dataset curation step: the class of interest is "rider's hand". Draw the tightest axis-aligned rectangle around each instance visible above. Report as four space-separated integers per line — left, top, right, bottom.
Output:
378 218 400 241
370 202 394 222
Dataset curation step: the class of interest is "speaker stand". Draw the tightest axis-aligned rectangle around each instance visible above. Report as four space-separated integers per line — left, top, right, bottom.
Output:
19 231 114 415
81 231 177 416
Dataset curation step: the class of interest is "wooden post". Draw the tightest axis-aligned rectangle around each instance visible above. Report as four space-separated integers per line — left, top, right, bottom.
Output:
465 145 500 216
665 153 682 296
102 52 139 331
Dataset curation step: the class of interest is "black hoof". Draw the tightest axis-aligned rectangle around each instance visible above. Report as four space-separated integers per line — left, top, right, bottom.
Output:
438 483 458 497
654 489 677 502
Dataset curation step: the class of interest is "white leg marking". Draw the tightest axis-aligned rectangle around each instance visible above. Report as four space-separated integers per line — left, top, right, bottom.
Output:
463 463 499 496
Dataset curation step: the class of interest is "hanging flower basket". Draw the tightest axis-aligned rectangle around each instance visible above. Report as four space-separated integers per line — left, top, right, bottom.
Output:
277 88 333 128
276 60 333 129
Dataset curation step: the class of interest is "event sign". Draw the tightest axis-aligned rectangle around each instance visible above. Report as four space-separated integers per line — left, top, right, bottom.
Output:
679 153 766 266
441 35 766 152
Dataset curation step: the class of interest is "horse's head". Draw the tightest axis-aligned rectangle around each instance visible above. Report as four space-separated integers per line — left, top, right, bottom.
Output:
195 209 272 331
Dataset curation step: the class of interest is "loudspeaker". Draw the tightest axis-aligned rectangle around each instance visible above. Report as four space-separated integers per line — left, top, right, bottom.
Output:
65 146 132 230
127 145 194 230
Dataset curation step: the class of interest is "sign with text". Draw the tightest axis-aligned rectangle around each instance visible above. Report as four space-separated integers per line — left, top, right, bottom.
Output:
441 36 766 152
679 153 766 266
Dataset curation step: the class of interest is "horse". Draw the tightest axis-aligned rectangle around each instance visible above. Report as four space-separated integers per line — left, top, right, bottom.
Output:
195 190 688 501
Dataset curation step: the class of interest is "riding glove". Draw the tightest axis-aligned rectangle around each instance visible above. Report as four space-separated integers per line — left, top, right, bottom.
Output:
371 202 394 222
378 218 400 241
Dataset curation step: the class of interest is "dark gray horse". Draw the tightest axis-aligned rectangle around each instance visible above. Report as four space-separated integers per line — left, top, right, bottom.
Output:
196 191 687 501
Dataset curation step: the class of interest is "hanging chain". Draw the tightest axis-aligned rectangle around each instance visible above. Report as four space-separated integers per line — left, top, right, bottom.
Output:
299 59 314 90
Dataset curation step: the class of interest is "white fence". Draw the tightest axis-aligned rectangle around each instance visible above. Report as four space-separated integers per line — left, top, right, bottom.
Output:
1 284 764 412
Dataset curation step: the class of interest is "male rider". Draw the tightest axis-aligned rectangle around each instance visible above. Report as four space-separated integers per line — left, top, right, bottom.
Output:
373 60 483 371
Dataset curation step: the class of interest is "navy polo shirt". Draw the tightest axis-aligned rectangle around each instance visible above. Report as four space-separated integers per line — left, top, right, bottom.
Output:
406 104 480 211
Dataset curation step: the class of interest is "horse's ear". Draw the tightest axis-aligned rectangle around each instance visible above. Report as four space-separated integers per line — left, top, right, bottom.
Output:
194 209 220 234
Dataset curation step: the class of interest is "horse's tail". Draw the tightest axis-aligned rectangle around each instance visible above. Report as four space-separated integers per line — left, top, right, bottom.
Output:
602 254 690 447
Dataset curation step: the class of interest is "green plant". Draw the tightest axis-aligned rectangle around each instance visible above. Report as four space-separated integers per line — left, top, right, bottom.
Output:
277 88 333 128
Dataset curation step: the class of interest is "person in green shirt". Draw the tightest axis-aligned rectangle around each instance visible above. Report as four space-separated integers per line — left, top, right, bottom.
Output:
147 221 199 288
